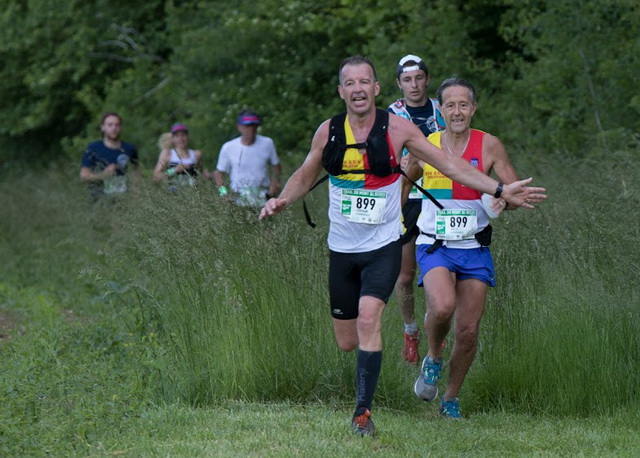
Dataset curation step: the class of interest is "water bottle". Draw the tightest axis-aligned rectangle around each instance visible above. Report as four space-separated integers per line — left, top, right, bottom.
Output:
116 154 130 173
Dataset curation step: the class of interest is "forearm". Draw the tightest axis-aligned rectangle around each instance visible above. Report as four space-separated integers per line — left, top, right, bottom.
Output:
406 139 493 194
437 155 499 195
153 167 166 182
267 166 281 194
80 168 107 183
401 167 420 205
277 166 318 208
212 170 226 188
494 162 519 186
271 164 282 185
410 133 544 208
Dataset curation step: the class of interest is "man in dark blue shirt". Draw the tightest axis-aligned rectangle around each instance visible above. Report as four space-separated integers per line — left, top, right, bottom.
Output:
80 112 140 198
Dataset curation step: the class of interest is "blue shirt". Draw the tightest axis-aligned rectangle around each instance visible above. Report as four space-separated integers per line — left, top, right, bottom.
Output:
81 140 138 197
81 140 138 174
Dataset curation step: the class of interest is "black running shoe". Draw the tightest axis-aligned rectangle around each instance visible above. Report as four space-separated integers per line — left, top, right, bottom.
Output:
351 407 375 437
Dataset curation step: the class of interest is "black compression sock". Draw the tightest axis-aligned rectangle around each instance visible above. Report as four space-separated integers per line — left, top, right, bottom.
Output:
355 349 382 411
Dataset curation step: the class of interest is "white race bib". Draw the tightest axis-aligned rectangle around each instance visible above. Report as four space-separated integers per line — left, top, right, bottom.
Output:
175 174 196 187
341 189 387 224
103 175 127 194
435 209 477 240
236 187 267 207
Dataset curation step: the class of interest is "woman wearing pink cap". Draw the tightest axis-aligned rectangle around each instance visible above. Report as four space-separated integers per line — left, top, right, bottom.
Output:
153 123 209 188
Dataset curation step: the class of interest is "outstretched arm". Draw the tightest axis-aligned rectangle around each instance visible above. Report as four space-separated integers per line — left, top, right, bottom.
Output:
259 121 328 219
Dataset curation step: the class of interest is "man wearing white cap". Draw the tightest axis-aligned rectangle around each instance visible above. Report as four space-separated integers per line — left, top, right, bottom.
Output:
214 110 282 207
388 54 445 365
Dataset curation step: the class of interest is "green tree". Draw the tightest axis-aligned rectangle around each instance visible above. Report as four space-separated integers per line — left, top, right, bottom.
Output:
495 0 640 156
0 0 167 167
2 0 638 170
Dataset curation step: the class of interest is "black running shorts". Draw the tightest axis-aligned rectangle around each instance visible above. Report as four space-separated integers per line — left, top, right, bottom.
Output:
328 240 402 320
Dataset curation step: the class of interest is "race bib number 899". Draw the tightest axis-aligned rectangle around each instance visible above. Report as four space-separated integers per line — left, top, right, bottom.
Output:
104 175 127 194
435 209 477 240
341 189 387 224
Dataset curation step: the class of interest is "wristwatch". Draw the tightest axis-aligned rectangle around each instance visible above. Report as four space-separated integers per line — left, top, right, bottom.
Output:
494 182 504 198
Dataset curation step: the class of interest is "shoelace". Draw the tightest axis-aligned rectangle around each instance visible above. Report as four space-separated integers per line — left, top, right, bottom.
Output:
353 409 371 427
442 399 461 417
424 360 441 382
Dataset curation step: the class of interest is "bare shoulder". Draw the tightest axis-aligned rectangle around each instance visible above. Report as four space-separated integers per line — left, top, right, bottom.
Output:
482 131 518 180
310 119 331 147
483 132 504 150
482 132 508 160
316 118 331 136
388 112 420 156
156 148 171 162
388 113 420 139
388 112 413 130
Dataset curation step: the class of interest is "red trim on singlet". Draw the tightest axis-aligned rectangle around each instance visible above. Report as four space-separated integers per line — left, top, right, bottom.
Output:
452 129 484 200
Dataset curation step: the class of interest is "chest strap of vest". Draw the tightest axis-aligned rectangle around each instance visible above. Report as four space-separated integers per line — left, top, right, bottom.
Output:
420 224 492 253
302 168 445 228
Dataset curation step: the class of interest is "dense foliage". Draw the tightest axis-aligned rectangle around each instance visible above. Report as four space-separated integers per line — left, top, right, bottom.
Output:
1 0 637 171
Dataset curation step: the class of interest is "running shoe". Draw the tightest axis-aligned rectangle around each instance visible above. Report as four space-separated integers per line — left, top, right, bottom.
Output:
351 407 375 437
414 356 442 401
439 396 462 419
402 331 420 365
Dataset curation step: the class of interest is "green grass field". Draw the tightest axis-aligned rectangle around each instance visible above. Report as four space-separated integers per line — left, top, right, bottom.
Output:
1 155 639 456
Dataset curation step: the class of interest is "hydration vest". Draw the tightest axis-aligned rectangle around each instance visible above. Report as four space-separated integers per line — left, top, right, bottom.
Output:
321 109 400 177
305 109 457 232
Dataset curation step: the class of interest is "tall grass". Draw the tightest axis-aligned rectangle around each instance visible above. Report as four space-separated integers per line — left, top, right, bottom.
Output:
2 151 639 420
101 183 418 408
470 154 640 415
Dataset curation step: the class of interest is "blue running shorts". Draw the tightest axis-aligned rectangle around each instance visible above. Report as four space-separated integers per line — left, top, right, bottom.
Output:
416 244 496 287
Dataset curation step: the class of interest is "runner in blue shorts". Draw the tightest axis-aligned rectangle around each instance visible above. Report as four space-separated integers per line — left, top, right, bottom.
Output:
404 77 545 419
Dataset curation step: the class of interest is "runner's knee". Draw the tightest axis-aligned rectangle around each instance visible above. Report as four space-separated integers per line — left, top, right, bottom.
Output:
336 335 358 352
427 297 456 320
454 325 480 349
